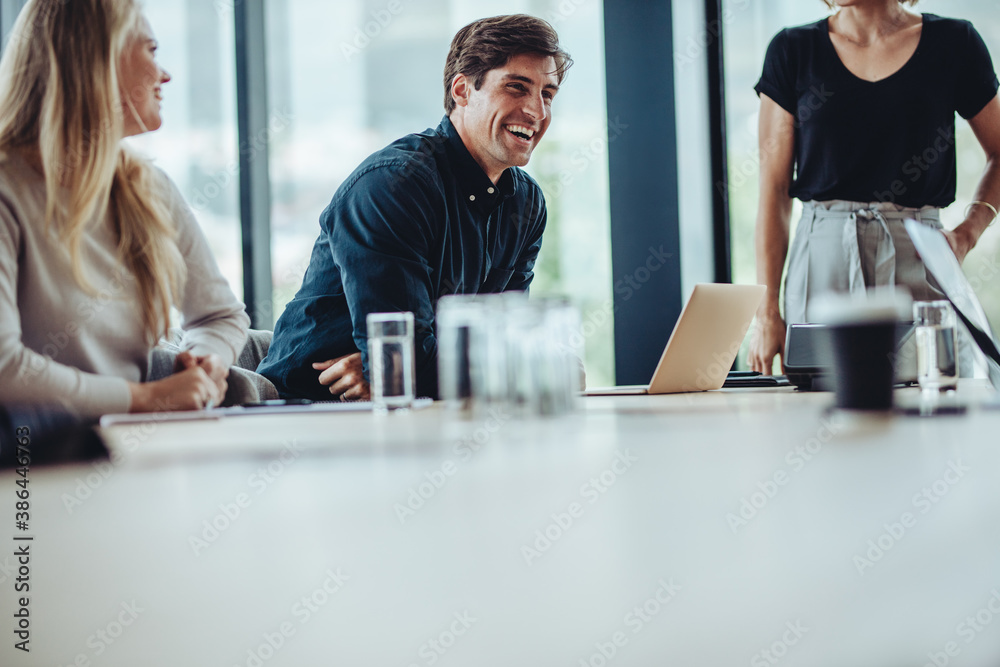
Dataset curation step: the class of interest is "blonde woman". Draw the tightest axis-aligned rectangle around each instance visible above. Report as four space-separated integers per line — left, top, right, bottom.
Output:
748 0 1000 373
0 0 249 417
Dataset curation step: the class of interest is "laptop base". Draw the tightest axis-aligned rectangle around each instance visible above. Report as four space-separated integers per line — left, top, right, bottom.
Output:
584 385 649 396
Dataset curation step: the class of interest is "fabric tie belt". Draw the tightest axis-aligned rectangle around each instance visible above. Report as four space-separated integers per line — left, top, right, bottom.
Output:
803 201 941 297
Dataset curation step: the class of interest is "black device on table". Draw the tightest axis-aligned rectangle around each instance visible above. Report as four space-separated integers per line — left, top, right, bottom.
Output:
243 399 313 408
782 322 918 391
722 371 791 388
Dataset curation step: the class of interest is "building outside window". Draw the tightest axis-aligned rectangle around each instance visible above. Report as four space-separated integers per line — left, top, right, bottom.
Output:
128 0 243 300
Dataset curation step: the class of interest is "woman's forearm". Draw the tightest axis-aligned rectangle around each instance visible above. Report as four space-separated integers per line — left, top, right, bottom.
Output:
754 95 796 318
956 97 1000 256
957 155 1000 252
755 191 793 317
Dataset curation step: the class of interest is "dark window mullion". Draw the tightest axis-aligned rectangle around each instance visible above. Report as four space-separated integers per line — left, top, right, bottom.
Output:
706 0 732 284
234 0 273 328
604 0 684 385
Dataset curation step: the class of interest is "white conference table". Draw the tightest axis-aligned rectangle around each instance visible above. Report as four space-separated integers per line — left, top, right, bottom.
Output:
3 385 1000 667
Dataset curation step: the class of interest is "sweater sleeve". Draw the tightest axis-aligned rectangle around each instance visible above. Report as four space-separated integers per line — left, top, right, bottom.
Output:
159 173 250 366
0 200 132 418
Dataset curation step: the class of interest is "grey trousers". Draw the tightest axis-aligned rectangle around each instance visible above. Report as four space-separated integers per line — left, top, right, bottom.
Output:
784 199 945 325
784 199 976 376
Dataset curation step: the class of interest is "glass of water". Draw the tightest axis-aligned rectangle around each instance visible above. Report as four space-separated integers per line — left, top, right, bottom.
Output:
366 312 415 412
913 300 958 392
504 296 580 417
436 296 486 412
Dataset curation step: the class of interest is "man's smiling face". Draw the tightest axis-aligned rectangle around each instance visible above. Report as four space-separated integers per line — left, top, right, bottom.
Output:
450 52 560 183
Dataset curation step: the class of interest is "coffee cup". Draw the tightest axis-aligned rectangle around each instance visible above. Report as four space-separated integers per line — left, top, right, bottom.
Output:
813 290 912 411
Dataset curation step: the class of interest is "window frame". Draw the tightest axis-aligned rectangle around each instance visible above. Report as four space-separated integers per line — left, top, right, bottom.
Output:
234 0 273 329
603 0 686 384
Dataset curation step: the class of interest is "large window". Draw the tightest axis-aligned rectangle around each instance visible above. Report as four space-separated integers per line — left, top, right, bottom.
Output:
264 0 614 385
127 1 243 300
723 0 1000 342
117 0 614 386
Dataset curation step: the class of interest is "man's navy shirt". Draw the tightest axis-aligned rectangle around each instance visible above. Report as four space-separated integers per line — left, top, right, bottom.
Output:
258 116 547 399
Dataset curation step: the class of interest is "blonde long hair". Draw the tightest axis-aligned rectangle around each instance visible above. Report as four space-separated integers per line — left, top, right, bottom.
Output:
0 0 184 343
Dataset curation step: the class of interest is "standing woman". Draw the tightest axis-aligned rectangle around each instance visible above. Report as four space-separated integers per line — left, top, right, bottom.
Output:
748 0 1000 373
0 0 249 416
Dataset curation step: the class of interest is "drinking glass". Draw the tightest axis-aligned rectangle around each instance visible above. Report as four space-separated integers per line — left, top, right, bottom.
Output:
913 300 958 392
437 294 580 418
437 296 486 412
366 312 415 412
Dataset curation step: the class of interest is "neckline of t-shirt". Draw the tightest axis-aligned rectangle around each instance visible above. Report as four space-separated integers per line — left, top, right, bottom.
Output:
822 12 928 85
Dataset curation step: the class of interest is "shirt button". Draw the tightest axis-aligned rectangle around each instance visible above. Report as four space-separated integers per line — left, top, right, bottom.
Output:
487 187 495 194
469 195 476 202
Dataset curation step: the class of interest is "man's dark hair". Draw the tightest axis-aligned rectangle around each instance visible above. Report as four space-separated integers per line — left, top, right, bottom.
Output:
443 14 573 114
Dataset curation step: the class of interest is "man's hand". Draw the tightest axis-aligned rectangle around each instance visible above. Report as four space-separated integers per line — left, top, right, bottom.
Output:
313 352 370 401
175 350 228 399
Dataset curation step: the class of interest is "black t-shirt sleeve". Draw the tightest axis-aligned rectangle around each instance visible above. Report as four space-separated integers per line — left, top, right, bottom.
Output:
755 29 797 114
956 20 999 119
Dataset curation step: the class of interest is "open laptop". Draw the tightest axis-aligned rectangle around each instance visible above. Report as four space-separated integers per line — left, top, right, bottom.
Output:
586 283 766 395
904 219 1000 389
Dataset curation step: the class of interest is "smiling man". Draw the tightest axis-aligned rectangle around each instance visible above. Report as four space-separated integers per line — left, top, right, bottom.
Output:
258 14 572 401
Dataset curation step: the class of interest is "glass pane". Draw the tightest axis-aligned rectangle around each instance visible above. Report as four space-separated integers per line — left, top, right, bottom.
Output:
266 0 614 386
127 0 243 301
723 0 1000 337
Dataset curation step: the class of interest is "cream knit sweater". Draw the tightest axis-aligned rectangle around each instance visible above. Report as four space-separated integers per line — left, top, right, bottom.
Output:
0 150 249 417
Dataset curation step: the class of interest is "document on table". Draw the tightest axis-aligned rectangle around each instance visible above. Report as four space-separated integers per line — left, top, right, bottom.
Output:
98 398 434 428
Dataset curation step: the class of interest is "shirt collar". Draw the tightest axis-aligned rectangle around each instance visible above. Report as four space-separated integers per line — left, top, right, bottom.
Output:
438 115 517 211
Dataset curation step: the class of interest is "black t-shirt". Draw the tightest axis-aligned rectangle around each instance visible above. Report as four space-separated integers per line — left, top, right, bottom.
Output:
754 14 999 207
